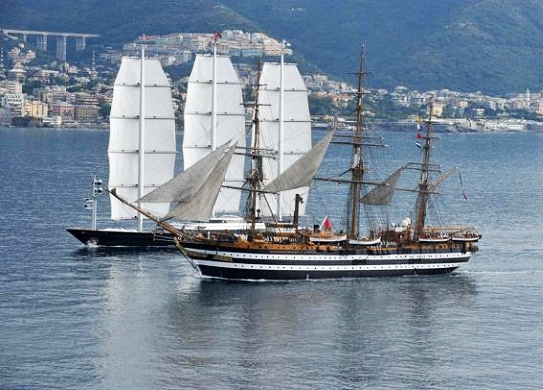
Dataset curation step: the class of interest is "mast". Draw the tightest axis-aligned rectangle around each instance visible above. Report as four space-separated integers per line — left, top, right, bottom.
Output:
292 194 302 233
137 43 145 232
414 100 434 239
249 62 264 233
348 45 368 239
276 40 286 219
211 35 218 151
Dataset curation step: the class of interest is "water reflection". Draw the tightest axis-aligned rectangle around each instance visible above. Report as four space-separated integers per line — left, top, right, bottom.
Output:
163 275 477 389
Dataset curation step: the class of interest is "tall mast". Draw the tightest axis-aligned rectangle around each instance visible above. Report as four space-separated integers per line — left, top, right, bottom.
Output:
137 43 146 232
276 40 286 219
211 35 218 151
348 45 368 239
249 62 264 232
414 100 434 238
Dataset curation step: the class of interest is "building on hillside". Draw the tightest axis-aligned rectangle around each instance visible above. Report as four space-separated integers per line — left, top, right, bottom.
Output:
74 105 99 121
2 93 26 117
535 101 543 116
7 63 26 83
24 100 48 118
41 86 73 104
49 102 75 122
74 92 99 106
171 50 192 64
3 81 23 94
428 101 444 117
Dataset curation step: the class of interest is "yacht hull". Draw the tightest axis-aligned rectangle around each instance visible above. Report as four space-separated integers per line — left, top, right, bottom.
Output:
67 228 174 247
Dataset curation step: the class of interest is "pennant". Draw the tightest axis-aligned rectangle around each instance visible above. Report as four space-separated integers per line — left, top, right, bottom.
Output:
416 132 422 139
214 31 222 39
415 141 422 148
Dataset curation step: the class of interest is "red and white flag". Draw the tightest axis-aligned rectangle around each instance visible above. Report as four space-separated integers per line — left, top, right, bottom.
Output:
321 216 332 231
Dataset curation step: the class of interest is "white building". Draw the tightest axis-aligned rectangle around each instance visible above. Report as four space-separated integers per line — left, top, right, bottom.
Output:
2 93 26 117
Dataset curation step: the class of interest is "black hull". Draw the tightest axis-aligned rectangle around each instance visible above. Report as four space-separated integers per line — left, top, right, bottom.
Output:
67 228 175 247
197 265 459 280
179 241 473 281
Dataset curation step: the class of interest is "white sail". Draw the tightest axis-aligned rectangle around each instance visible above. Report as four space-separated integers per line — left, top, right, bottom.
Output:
255 62 312 217
165 145 236 221
182 54 246 215
262 130 335 194
137 142 231 211
108 57 176 220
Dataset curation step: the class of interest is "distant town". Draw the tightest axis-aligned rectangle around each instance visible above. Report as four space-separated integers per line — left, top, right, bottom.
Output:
1 29 543 132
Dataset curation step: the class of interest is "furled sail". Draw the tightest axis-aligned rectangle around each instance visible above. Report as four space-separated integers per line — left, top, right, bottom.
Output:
256 62 312 217
361 167 404 205
262 130 336 194
108 57 176 220
182 54 246 215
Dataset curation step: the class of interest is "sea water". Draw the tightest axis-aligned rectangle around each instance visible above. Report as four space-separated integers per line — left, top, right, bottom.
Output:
1 127 542 389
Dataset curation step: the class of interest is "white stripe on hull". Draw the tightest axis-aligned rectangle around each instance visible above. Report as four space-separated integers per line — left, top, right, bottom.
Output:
187 248 471 262
195 259 467 272
184 248 471 275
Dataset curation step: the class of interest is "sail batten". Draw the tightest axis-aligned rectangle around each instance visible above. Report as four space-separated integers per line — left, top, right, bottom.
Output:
108 57 176 221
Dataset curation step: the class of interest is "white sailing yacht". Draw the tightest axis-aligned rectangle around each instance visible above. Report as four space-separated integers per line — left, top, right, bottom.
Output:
67 45 178 246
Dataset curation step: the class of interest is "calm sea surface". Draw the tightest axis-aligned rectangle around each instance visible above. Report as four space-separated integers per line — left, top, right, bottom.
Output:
1 126 542 389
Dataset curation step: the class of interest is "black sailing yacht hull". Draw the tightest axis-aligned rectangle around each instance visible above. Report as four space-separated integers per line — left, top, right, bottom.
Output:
67 228 175 247
179 243 473 280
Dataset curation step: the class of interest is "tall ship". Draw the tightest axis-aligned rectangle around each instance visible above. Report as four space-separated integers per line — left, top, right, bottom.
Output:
111 45 480 280
67 44 178 246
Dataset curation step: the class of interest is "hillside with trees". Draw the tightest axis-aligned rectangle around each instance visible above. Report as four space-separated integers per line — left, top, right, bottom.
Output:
3 0 543 94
